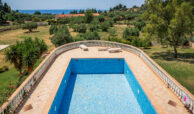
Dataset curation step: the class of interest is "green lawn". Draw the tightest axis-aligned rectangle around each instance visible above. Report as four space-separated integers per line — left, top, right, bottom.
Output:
143 46 194 94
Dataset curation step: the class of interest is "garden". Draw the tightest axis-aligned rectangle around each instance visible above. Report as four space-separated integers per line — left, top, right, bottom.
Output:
0 0 193 108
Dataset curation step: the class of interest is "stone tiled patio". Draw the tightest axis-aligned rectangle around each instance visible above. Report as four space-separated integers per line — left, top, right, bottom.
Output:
18 47 189 114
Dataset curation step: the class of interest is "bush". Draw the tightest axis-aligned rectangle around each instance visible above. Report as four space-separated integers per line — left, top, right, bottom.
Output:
50 25 73 47
48 19 56 25
34 11 41 15
123 28 139 41
6 37 48 74
107 37 130 44
70 16 85 24
131 37 152 48
73 24 87 33
89 23 99 32
85 11 94 23
125 14 136 20
49 25 58 35
101 21 110 32
98 15 105 23
57 18 69 24
76 24 87 33
84 32 100 40
22 22 38 32
134 21 146 30
0 66 9 73
108 28 117 37
108 12 115 17
32 17 41 22
73 36 85 41
107 19 114 27
113 15 120 22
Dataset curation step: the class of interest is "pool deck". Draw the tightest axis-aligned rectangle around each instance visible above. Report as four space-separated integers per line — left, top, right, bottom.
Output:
18 47 189 114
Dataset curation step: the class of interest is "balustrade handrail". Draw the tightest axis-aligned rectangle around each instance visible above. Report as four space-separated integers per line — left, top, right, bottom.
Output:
0 40 193 114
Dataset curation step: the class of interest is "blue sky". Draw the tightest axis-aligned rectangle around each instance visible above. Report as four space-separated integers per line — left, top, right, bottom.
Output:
2 0 144 10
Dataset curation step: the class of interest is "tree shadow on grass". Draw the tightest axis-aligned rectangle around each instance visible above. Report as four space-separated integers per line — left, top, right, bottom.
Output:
151 51 194 64
24 31 40 34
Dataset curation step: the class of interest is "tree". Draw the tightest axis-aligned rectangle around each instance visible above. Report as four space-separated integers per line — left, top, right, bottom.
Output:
113 15 120 23
123 28 139 41
23 37 47 72
85 10 94 23
109 28 117 37
0 10 5 24
84 31 100 40
6 37 47 75
142 0 193 58
98 15 105 23
76 24 87 33
101 21 110 32
79 10 85 14
49 25 58 35
6 42 24 74
89 23 99 32
50 25 73 47
134 21 146 30
3 3 11 13
70 10 78 14
22 22 38 32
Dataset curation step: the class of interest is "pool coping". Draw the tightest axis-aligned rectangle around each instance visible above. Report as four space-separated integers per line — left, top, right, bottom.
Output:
42 57 164 114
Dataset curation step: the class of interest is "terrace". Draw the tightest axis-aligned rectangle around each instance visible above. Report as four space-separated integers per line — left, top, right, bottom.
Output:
1 41 192 114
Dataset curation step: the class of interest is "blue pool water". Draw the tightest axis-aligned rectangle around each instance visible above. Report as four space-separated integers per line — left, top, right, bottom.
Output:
49 58 157 114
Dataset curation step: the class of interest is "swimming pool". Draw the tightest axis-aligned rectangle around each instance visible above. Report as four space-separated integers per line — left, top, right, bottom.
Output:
49 58 157 114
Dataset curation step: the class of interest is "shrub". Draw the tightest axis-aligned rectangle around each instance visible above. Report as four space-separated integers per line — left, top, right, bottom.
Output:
48 19 56 25
123 28 139 41
73 24 87 33
84 32 100 40
77 24 87 33
98 15 105 22
107 19 114 27
49 25 58 35
89 23 98 32
57 18 69 24
113 15 120 22
101 21 110 32
108 28 117 37
108 12 115 17
85 11 94 23
134 21 146 30
0 66 9 73
131 37 152 48
125 14 136 20
34 11 41 15
6 37 48 74
73 36 85 41
107 37 130 44
50 25 73 47
70 16 85 24
22 22 38 32
32 17 41 22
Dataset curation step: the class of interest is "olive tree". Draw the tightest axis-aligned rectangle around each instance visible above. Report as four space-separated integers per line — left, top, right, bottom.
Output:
50 25 73 47
22 22 38 32
142 0 193 58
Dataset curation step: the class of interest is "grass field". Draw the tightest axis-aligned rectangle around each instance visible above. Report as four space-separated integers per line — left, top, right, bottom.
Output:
143 46 194 94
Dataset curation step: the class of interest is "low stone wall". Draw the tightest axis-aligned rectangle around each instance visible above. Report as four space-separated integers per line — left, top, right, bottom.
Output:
0 41 193 114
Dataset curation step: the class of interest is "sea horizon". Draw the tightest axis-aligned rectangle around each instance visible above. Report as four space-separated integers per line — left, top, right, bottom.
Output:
18 9 107 15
